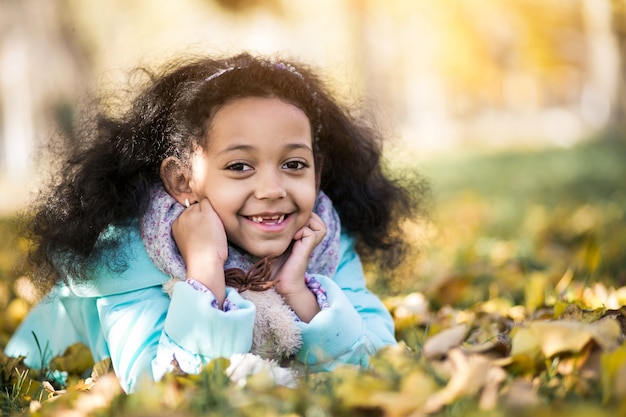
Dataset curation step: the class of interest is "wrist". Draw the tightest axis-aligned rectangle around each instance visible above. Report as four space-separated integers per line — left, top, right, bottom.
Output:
187 260 226 300
280 286 320 323
186 255 224 278
275 276 308 298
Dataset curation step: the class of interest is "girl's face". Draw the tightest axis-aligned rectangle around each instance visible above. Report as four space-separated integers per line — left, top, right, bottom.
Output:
188 97 317 258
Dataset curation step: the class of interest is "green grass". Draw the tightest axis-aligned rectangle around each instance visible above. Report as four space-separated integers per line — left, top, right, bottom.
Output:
421 137 626 235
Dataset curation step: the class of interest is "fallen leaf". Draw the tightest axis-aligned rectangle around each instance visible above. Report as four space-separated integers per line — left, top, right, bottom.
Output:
332 366 392 410
530 319 620 358
422 323 469 359
91 357 112 380
49 343 94 376
423 349 500 413
479 365 507 410
509 326 540 357
557 302 607 322
368 370 438 416
503 378 541 409
600 343 626 404
524 272 548 313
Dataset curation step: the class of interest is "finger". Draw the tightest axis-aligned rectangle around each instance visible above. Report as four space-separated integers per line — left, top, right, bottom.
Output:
295 225 324 247
293 227 307 241
307 219 326 234
307 223 326 242
308 212 323 224
306 213 326 231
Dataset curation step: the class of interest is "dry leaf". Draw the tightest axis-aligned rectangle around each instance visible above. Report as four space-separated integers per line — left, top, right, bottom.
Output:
91 357 112 380
600 344 626 404
479 365 507 410
529 319 620 358
509 326 540 357
49 343 95 375
503 378 541 409
422 323 469 359
524 273 547 312
423 349 499 413
368 371 438 416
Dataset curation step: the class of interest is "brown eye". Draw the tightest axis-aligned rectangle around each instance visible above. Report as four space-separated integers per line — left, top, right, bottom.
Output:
227 162 252 171
283 160 308 170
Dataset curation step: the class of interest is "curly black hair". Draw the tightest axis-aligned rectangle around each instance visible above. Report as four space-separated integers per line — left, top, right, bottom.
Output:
27 52 427 289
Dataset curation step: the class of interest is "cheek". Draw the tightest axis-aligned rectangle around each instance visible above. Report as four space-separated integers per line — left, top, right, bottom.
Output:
298 186 318 222
203 187 239 216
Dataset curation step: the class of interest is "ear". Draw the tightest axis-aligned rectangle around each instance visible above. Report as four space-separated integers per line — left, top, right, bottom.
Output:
160 156 196 206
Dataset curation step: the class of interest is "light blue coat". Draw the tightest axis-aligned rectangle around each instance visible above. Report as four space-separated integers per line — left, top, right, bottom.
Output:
5 226 396 393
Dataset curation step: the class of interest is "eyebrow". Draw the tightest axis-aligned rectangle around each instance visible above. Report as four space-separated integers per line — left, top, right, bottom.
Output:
214 142 313 156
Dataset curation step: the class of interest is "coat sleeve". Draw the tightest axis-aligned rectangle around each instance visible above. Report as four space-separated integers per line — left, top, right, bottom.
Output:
96 284 256 392
295 233 397 369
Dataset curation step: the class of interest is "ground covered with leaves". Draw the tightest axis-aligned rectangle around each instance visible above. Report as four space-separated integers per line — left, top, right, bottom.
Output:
1 137 625 416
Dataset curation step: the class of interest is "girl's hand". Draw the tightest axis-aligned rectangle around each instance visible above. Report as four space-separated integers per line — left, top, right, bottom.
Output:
172 199 227 304
274 212 326 322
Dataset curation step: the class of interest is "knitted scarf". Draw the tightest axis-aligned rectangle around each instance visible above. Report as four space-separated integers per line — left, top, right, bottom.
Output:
140 184 341 359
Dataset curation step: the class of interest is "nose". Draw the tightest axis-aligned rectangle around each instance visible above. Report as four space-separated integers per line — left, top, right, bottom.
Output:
254 168 286 200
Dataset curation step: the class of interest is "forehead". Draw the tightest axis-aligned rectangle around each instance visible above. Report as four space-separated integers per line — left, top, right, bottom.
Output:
206 97 313 150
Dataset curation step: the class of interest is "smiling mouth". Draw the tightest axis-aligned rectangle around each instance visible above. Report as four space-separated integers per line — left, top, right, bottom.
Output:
248 214 286 225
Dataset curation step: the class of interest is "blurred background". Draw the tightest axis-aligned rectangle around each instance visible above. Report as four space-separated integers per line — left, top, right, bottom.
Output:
0 0 625 311
1 0 625 205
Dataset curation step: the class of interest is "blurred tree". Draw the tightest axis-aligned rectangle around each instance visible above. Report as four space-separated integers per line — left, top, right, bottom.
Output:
611 0 626 137
581 0 626 138
0 0 90 182
209 0 283 14
448 0 584 110
347 0 588 151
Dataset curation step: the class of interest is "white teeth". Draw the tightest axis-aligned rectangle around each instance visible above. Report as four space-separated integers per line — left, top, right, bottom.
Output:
250 215 285 224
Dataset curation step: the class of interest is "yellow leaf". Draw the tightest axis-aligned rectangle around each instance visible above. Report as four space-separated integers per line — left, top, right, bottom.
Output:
479 366 507 410
587 318 621 352
525 273 547 313
507 326 543 375
423 349 497 413
49 343 94 375
368 371 438 416
68 378 96 392
557 302 607 322
600 343 626 404
530 321 592 357
5 298 30 332
333 366 392 409
399 370 439 403
553 300 571 318
509 326 540 357
422 323 469 359
503 378 541 408
554 268 574 295
521 318 620 360
583 236 601 273
91 357 113 380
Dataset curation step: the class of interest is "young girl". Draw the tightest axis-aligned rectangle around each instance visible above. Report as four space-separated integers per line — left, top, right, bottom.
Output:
5 52 424 393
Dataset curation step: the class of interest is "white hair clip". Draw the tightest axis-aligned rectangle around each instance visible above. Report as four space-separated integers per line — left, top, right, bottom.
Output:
204 66 237 83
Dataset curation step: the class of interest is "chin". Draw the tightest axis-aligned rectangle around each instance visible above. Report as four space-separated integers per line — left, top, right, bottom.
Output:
254 249 288 259
247 244 291 259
